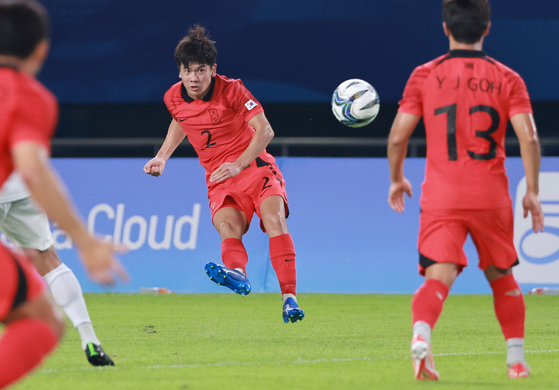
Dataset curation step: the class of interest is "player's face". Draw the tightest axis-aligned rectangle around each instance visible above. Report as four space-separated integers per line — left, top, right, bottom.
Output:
179 62 217 100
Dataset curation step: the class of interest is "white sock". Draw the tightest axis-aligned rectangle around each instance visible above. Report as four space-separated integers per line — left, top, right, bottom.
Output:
506 338 526 366
234 268 245 275
413 321 432 345
43 263 100 350
282 293 297 304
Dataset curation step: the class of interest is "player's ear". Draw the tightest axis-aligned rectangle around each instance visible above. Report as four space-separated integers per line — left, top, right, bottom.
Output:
27 39 50 76
211 63 217 77
31 39 50 64
442 22 451 38
483 22 491 38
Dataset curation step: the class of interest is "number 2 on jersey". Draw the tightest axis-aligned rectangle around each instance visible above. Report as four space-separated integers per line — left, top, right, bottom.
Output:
201 130 216 148
434 103 499 161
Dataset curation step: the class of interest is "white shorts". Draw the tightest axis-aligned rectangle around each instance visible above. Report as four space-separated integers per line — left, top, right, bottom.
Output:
0 197 53 251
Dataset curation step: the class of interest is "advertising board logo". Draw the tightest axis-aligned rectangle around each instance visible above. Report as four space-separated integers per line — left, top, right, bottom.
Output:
87 203 201 250
4 203 204 252
513 172 559 283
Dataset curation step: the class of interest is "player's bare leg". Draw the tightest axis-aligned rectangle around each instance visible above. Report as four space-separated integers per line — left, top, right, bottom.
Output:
485 265 530 378
0 292 63 389
260 195 304 323
410 263 457 380
206 206 251 295
24 246 114 366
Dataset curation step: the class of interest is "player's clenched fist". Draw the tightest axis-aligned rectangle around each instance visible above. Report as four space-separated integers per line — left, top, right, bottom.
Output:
144 157 166 177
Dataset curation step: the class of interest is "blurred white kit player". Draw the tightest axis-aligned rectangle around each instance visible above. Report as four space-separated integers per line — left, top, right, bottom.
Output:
0 172 114 366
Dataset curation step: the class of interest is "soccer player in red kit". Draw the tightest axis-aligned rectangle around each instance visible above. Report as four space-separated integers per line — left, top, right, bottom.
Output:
0 1 127 387
387 0 543 380
144 25 304 323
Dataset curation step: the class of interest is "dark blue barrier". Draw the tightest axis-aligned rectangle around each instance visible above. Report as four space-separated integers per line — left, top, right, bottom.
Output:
39 0 559 103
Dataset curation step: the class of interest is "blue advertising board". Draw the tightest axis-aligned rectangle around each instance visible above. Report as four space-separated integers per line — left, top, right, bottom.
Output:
6 157 557 294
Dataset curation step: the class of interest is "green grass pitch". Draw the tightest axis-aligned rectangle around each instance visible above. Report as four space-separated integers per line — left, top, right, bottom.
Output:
9 293 559 390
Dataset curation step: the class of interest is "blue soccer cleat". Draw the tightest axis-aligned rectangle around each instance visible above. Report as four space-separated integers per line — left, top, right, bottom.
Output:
282 297 305 323
205 262 251 296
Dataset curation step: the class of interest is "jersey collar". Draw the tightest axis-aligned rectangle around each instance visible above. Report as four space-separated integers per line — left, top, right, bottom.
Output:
448 49 487 58
181 77 216 103
0 64 19 71
437 50 494 65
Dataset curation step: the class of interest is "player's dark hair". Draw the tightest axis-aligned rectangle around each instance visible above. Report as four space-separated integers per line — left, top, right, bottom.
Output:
174 25 217 69
442 0 490 44
0 0 49 59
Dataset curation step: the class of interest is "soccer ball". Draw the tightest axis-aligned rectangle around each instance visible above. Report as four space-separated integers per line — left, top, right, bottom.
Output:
331 79 380 128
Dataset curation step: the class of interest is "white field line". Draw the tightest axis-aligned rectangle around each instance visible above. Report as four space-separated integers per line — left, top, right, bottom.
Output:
39 348 559 375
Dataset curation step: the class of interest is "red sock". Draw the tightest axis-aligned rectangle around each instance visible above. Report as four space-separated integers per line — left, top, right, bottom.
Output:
411 279 449 329
269 233 297 296
0 318 59 389
221 238 248 274
490 274 525 340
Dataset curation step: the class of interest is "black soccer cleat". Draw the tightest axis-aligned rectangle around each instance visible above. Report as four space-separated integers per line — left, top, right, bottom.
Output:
85 342 115 366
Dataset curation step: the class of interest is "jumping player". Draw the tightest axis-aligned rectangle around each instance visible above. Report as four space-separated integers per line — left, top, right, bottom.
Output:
387 0 543 380
0 172 115 366
0 1 127 387
144 25 304 323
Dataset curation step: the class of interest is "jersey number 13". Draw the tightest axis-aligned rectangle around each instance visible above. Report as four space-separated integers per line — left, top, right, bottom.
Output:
434 103 499 161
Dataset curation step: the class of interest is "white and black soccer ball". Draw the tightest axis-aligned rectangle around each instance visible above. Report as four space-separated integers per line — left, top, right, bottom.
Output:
331 79 380 128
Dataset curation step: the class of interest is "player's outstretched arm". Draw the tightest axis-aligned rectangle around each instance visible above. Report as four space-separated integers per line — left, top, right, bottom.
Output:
144 119 186 177
210 112 274 183
511 112 544 232
387 112 420 213
12 141 128 285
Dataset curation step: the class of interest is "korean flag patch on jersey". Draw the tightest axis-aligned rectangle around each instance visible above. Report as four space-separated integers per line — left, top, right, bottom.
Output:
245 99 258 111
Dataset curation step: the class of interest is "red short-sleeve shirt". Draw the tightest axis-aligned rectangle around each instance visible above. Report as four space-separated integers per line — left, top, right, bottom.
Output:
398 50 532 209
164 74 275 190
0 67 58 188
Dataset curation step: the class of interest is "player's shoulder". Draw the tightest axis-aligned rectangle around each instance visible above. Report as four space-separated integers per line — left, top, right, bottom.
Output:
215 73 246 91
409 54 448 79
0 68 56 109
3 68 53 98
484 55 524 81
164 80 183 102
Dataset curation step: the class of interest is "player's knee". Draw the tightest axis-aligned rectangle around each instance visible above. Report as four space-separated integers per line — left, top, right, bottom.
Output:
484 265 512 283
23 247 61 277
262 214 287 236
217 221 244 240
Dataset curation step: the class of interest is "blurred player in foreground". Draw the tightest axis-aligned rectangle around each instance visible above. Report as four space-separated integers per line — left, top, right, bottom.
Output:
144 25 304 323
387 0 543 381
0 1 127 387
0 172 115 366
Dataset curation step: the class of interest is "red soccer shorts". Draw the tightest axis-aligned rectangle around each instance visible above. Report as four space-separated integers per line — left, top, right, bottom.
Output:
417 207 518 276
208 158 289 232
0 247 45 321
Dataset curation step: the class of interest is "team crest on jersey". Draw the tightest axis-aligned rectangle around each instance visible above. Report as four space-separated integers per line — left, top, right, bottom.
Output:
209 109 221 125
245 99 258 111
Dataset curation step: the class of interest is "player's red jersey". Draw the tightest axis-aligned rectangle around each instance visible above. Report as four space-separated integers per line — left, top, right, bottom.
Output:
0 66 57 188
0 66 56 316
164 74 275 190
398 50 532 209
